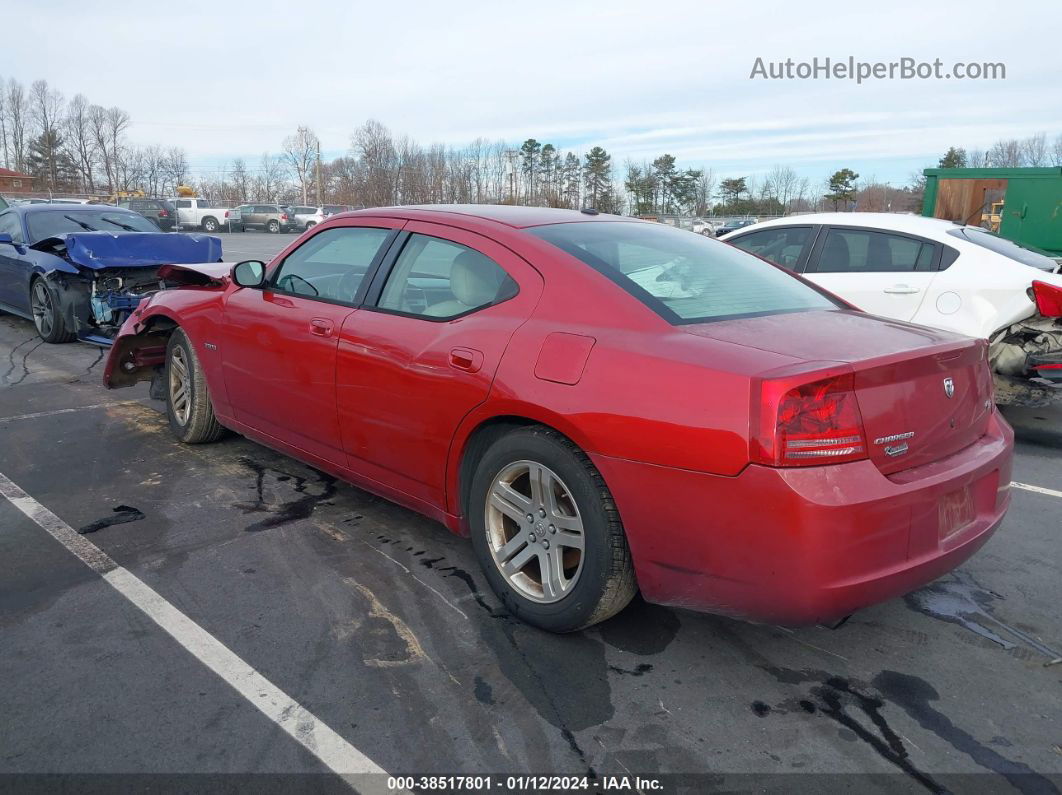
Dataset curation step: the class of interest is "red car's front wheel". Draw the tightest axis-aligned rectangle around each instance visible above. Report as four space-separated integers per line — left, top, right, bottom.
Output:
469 427 636 632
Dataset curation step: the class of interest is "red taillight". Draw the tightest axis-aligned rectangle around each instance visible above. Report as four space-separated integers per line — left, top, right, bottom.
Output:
1031 280 1062 317
751 372 868 467
281 213 288 221
224 210 230 218
158 209 168 217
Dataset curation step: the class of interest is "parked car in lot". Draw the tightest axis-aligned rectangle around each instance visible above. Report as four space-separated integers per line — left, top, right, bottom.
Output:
287 205 326 231
322 204 355 216
714 218 757 237
171 198 242 233
104 205 1014 632
117 197 178 231
235 204 293 233
722 213 1062 406
0 204 221 344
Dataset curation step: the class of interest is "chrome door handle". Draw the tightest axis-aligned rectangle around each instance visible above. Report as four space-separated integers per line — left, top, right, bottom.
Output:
309 318 334 337
884 285 919 294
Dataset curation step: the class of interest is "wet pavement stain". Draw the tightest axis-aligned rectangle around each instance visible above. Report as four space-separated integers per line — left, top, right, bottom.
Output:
597 596 680 655
757 664 1058 795
757 666 945 793
3 337 44 386
873 671 1060 795
906 570 1061 659
474 676 495 705
608 663 653 677
77 504 145 535
235 456 337 532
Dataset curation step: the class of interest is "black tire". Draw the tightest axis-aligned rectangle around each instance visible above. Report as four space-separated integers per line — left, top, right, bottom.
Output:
468 426 636 632
202 216 219 233
305 221 316 231
267 219 280 233
165 328 225 444
30 276 76 343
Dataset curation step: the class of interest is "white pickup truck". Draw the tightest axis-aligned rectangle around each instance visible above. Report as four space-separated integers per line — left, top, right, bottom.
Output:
171 198 243 233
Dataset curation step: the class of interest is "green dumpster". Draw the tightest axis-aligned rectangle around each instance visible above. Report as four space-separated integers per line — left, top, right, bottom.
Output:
922 167 1062 257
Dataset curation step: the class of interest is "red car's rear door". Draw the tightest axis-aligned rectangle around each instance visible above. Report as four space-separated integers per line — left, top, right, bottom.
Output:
221 223 400 465
336 221 543 508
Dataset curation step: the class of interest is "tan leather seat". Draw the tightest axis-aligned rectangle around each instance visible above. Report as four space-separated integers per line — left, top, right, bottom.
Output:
425 250 507 317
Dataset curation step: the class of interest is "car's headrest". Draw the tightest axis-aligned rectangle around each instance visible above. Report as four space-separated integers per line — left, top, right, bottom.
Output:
450 250 505 307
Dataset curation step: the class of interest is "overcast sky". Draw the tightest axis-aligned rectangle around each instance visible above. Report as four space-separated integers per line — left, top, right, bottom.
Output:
3 0 1060 186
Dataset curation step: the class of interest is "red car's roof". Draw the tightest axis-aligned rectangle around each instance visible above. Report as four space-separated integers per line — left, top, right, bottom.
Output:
339 204 634 229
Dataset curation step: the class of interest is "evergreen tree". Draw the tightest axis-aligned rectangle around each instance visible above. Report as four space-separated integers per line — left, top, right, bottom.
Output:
582 146 611 208
520 138 541 203
938 147 968 168
824 168 859 211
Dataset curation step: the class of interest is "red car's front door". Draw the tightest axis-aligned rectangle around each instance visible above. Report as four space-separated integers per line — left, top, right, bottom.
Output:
221 224 399 465
335 221 543 508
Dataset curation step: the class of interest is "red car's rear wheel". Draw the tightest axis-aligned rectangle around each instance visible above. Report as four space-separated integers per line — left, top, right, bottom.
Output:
469 427 636 632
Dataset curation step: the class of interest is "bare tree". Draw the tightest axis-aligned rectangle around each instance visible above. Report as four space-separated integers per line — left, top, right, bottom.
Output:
987 138 1023 167
1053 134 1062 167
1021 133 1049 167
255 152 284 201
29 79 64 190
229 158 249 202
0 78 7 169
5 79 29 172
64 94 97 192
765 164 798 213
162 147 189 194
282 125 319 204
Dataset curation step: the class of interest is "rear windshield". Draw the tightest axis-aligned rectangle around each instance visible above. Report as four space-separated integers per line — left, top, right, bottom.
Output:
950 227 1058 272
530 221 840 323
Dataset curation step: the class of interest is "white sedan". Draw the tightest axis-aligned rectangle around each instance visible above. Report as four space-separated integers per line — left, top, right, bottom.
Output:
721 213 1062 406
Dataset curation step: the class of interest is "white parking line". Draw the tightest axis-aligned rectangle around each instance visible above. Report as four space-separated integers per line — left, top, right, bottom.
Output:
0 401 144 424
1012 482 1062 499
0 470 391 788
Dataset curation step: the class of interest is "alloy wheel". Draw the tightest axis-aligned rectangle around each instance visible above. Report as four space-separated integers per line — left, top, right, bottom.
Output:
31 281 53 337
485 460 585 603
169 346 191 426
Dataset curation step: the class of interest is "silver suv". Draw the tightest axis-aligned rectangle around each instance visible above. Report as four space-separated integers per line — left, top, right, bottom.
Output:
234 204 294 233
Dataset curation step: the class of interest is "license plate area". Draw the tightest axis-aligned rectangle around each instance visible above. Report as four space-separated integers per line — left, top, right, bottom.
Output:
938 486 976 542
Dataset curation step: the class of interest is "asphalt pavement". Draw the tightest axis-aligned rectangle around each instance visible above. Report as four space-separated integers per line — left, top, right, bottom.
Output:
0 230 1059 793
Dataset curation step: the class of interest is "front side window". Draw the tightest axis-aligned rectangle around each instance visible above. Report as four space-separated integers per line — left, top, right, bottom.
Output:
729 226 812 270
377 234 517 319
816 228 934 273
531 221 838 324
271 226 391 303
0 212 23 242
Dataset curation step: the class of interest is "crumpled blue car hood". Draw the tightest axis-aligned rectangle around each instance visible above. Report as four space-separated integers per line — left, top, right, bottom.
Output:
57 232 222 270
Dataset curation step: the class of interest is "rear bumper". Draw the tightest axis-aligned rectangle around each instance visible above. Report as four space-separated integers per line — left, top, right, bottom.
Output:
591 410 1014 625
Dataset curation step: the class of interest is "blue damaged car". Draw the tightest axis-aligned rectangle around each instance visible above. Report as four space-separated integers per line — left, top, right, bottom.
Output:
0 203 222 344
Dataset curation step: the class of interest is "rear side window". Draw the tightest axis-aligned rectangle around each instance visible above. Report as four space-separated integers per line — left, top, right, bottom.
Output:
816 228 934 273
729 226 812 270
176 200 191 209
531 221 838 324
949 227 1058 272
271 226 392 303
377 234 517 319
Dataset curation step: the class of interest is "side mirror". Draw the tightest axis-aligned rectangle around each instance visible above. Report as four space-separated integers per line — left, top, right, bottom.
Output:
231 260 266 287
0 233 12 245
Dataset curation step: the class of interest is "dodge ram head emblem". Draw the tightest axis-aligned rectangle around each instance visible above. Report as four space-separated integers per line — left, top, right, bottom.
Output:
943 377 955 398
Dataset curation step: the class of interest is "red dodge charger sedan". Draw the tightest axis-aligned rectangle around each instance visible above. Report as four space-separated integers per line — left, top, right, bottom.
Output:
104 205 1014 632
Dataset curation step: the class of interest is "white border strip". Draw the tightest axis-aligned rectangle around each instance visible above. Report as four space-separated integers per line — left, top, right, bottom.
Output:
0 402 143 424
1012 482 1062 499
0 470 389 784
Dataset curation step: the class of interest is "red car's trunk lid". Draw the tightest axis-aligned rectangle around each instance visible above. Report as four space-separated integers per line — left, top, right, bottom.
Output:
852 341 992 474
684 310 994 475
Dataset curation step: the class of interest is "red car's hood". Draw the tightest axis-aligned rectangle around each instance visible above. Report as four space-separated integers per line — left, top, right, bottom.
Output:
158 261 233 285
